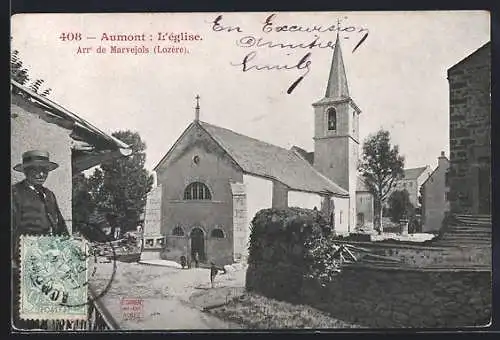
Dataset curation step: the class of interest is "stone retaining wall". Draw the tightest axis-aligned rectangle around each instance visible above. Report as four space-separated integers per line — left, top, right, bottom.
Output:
345 241 491 269
302 267 491 328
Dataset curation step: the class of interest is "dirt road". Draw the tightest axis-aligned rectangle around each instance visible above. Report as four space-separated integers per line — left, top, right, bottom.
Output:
89 261 246 330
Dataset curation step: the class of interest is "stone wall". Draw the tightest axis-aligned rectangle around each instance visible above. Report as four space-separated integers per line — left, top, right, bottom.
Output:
231 182 248 263
447 42 491 214
340 241 491 269
143 185 162 237
302 267 491 328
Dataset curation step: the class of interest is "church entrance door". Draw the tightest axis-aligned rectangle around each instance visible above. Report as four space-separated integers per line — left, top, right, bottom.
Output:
190 227 205 262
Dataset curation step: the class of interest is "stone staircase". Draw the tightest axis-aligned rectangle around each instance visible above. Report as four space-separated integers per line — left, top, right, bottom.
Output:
432 214 492 247
343 214 492 270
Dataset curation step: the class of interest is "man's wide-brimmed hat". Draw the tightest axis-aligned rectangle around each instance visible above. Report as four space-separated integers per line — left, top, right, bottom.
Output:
13 150 59 172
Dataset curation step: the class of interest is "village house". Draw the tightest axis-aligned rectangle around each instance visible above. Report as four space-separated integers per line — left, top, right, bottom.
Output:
389 166 432 208
355 176 374 230
447 41 491 215
143 34 371 265
11 80 132 234
421 152 450 232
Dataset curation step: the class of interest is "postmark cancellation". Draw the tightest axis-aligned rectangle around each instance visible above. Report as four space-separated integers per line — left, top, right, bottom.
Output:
18 235 89 320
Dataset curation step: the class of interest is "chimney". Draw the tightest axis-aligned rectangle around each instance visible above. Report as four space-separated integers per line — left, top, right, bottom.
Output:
438 151 448 168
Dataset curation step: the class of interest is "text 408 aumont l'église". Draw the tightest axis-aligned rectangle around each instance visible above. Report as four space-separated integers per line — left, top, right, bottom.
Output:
100 32 203 43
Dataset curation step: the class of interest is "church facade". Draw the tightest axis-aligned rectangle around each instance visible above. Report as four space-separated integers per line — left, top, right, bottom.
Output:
144 34 370 265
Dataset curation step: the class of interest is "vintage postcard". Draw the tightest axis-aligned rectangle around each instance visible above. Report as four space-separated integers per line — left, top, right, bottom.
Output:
11 11 491 331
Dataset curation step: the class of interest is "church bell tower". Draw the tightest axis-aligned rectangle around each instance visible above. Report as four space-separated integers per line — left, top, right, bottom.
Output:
312 33 361 231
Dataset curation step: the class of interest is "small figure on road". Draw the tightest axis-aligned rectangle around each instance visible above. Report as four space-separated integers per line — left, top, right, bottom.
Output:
180 255 187 269
210 261 227 288
210 261 218 288
194 252 199 268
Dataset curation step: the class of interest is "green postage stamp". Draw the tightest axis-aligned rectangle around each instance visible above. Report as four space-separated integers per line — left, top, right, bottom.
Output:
19 236 89 320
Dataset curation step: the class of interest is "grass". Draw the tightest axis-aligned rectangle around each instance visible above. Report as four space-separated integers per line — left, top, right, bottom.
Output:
190 286 246 309
207 292 361 329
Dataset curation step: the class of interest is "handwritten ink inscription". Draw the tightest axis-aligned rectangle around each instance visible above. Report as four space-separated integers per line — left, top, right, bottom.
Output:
210 13 369 94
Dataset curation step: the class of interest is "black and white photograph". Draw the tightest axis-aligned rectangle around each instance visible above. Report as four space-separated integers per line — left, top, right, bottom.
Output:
10 11 491 331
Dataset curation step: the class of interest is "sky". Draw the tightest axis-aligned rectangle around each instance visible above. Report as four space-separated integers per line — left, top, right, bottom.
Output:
11 11 490 177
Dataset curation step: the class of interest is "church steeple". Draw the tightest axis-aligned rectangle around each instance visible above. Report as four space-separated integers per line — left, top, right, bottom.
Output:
325 33 349 99
312 27 361 232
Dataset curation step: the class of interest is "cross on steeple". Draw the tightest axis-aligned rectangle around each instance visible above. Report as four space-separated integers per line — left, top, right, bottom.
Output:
336 18 342 41
195 94 200 121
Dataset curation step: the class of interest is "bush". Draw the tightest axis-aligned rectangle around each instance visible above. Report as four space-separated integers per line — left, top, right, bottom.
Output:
246 207 344 302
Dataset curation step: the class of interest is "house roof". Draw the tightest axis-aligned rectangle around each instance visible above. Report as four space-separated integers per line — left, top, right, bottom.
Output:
403 166 429 180
421 156 449 188
11 80 132 173
356 176 370 192
195 121 349 197
421 166 437 188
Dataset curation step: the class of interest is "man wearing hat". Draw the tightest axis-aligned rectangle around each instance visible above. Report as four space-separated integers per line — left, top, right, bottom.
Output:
12 150 69 329
12 150 69 238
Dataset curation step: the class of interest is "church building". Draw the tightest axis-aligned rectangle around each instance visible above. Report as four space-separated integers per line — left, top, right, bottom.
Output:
144 34 368 265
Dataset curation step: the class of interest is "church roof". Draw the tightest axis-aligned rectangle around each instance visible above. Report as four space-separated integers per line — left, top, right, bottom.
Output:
292 146 369 193
291 146 314 165
325 33 350 100
198 121 349 197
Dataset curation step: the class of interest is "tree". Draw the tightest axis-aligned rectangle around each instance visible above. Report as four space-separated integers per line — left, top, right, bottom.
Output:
11 50 29 85
11 49 52 96
387 189 415 223
358 130 405 233
417 185 425 215
88 130 154 235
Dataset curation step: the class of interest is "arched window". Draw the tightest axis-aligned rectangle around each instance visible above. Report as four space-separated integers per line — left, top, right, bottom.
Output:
327 108 337 131
211 228 225 239
184 182 212 200
172 226 185 236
